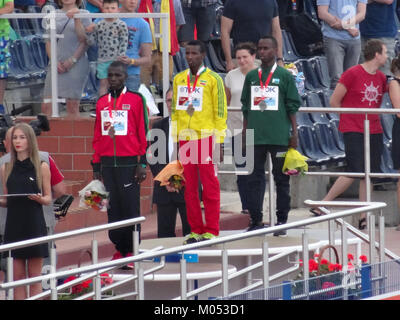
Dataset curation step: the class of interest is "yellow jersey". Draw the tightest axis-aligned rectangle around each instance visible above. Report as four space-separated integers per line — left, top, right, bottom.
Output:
171 66 227 143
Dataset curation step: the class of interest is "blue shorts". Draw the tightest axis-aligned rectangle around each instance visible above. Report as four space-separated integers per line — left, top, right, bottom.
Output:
97 61 113 79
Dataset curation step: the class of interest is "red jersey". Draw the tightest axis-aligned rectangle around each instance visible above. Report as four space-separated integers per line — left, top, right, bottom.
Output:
49 155 64 186
92 88 149 164
338 64 387 134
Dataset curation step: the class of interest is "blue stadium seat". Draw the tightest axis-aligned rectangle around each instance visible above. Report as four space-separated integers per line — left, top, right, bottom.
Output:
313 123 346 161
26 5 45 35
298 125 331 165
9 8 35 38
8 41 31 81
282 30 300 62
295 59 322 91
310 56 330 89
15 39 45 78
30 36 48 70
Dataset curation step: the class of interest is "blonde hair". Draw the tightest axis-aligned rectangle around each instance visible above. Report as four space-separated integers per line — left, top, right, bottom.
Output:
5 123 42 190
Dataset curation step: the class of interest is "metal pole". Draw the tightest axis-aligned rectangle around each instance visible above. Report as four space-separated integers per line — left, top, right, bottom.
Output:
369 214 376 264
50 244 57 300
180 256 187 300
6 255 13 300
48 11 60 117
328 220 335 261
221 244 229 298
364 119 371 228
302 232 309 300
91 239 101 300
267 152 275 226
379 213 385 264
341 222 348 300
262 239 269 300
161 11 170 117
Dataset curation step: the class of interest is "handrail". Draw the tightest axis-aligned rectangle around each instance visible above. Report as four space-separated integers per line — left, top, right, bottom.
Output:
0 201 386 290
0 216 145 253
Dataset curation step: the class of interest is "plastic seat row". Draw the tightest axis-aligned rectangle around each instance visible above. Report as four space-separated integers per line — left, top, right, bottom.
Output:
8 36 48 82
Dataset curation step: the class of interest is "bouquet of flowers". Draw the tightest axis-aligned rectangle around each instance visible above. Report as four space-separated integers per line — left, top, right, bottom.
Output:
154 160 186 191
58 273 113 300
281 148 308 176
78 180 109 212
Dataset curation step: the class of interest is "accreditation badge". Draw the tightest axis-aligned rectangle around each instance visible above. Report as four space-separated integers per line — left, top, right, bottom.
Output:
176 85 204 112
100 110 128 136
251 85 279 111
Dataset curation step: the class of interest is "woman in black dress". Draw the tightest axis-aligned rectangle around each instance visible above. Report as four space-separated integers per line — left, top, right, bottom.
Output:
389 56 400 231
0 123 51 300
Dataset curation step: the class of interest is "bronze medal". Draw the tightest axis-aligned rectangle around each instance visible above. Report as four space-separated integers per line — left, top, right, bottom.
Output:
186 104 195 117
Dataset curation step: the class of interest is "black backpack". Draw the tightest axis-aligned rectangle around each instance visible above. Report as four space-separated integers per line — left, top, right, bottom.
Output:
284 12 324 57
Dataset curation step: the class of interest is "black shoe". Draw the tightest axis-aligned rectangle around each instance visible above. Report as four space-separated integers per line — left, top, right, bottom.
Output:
273 223 287 237
247 221 265 232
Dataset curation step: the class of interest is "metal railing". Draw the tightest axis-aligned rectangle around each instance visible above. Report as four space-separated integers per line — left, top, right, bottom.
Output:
0 216 144 300
0 201 393 300
221 105 400 228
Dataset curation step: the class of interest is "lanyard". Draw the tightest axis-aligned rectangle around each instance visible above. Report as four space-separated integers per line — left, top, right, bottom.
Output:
187 65 206 102
258 63 277 96
107 86 127 118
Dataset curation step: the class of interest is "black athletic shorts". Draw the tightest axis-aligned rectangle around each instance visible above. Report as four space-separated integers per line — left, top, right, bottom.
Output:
343 132 383 175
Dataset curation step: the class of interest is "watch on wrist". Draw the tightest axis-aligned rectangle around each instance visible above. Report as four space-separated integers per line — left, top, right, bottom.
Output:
276 57 284 62
71 57 77 64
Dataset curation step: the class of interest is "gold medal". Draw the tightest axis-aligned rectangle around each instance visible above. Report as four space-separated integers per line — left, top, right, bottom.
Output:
108 125 115 138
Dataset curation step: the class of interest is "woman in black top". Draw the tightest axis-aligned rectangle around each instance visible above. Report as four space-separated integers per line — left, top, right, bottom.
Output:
1 123 51 300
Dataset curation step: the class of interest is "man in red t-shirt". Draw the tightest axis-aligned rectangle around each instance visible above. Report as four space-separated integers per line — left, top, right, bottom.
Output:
310 39 387 230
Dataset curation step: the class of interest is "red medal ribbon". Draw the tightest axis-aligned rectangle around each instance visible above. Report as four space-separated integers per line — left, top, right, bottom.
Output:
258 63 277 96
186 65 206 104
107 86 127 118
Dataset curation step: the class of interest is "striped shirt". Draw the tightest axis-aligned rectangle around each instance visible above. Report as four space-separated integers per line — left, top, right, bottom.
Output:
172 66 227 143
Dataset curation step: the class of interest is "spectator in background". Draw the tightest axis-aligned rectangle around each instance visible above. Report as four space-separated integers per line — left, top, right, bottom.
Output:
149 88 191 238
85 0 129 96
178 0 217 46
359 0 397 76
317 0 367 89
0 0 14 115
311 39 387 230
388 56 400 231
116 0 152 92
139 0 185 89
41 0 91 118
221 0 284 72
224 42 264 215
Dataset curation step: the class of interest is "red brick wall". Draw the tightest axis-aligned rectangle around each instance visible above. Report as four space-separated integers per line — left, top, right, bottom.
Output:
18 116 160 216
